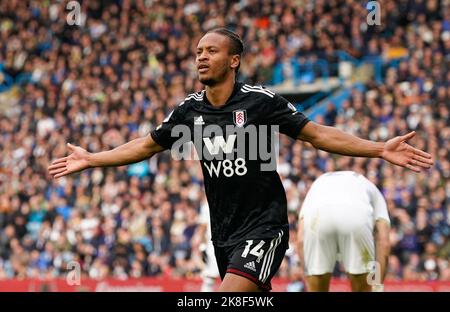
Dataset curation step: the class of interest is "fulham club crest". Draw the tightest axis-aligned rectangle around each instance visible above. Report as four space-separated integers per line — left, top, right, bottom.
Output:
233 110 247 128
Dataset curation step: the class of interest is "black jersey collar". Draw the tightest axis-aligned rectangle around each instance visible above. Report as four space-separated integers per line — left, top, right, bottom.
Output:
203 81 243 108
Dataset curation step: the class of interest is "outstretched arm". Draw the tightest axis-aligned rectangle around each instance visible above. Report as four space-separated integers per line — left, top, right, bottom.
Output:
297 122 433 172
48 135 165 179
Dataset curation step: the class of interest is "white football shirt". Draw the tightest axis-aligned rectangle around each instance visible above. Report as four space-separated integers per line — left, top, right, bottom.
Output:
299 171 390 226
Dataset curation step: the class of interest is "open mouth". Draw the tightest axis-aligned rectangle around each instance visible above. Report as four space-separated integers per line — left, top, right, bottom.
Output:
198 64 209 73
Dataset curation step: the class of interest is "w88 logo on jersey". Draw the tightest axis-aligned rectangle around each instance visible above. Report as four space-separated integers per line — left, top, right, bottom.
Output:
203 158 247 178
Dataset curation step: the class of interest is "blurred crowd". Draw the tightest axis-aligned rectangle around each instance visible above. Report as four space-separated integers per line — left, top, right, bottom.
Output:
0 0 449 284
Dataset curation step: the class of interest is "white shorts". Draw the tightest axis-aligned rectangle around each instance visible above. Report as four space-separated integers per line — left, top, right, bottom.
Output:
302 210 375 276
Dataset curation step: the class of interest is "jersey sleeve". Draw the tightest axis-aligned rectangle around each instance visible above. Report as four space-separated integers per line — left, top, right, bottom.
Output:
150 104 185 150
299 181 317 220
369 183 390 224
266 94 310 139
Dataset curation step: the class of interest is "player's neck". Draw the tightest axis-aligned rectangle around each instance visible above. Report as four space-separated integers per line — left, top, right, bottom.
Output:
205 77 235 107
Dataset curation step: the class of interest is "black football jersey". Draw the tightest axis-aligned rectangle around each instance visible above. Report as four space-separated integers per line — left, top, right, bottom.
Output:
151 82 310 246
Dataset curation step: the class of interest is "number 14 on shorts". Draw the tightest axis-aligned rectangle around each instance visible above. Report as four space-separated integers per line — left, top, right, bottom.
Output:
241 240 265 263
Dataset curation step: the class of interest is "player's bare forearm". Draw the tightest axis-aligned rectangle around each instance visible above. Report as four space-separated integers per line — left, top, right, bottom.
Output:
191 223 208 252
196 223 207 239
374 220 390 283
88 135 164 167
297 122 384 158
48 135 165 179
298 122 433 172
297 218 305 271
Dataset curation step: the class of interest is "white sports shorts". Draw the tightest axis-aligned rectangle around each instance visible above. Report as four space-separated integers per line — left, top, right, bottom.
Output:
302 207 375 275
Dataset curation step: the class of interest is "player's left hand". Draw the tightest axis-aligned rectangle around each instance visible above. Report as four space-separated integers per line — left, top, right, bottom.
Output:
381 131 433 172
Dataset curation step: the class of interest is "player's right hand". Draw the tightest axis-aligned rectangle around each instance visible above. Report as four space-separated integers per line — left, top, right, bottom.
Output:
48 143 91 179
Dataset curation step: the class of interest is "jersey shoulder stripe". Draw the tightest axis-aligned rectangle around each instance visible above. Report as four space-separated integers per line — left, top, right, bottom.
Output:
241 84 275 98
163 98 187 122
188 90 205 98
185 90 205 102
243 84 275 95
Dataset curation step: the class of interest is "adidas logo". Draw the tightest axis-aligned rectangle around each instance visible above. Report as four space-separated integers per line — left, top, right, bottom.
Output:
244 261 256 272
194 116 205 125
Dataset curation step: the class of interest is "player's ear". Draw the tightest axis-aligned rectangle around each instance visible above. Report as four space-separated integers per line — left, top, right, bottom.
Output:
230 54 240 71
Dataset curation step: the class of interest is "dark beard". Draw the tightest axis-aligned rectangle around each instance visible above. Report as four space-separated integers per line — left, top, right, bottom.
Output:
199 76 218 86
198 65 229 86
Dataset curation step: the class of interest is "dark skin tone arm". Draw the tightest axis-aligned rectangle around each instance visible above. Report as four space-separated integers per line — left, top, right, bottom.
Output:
374 220 390 283
48 135 164 178
297 122 433 172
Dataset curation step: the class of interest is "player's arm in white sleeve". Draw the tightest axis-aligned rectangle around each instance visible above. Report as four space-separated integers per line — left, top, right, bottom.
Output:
369 181 391 290
297 183 316 273
191 202 209 251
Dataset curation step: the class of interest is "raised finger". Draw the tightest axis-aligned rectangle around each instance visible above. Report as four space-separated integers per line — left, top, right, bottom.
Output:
48 162 67 171
412 147 432 159
401 131 416 142
405 163 421 173
54 170 69 179
51 157 68 165
49 168 67 176
408 158 427 166
411 159 431 169
413 154 434 166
